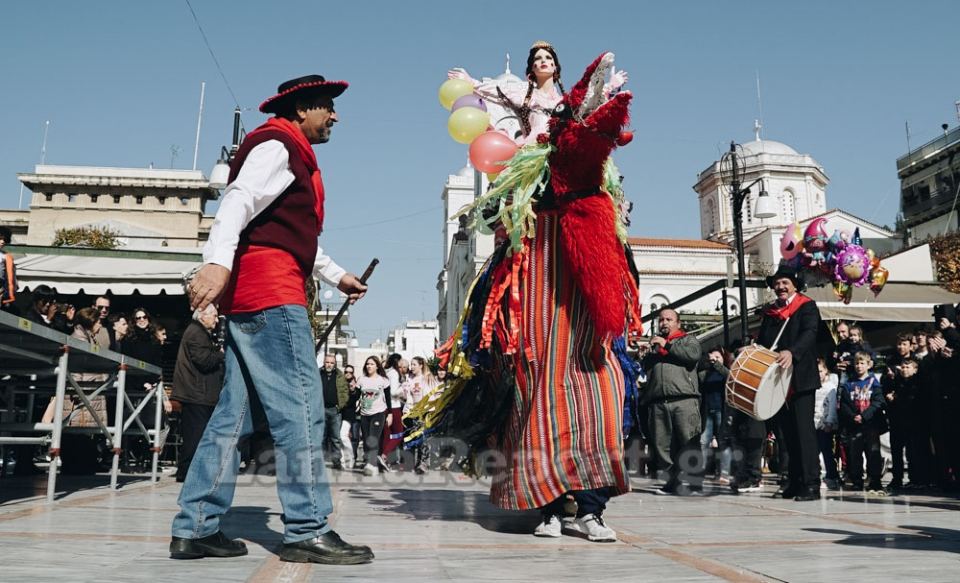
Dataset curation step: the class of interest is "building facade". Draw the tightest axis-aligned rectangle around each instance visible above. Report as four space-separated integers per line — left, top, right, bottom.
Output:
694 139 829 243
436 163 493 339
12 165 218 248
897 125 960 243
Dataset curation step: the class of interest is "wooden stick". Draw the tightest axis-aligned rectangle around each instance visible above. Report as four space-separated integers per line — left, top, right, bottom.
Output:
315 258 379 354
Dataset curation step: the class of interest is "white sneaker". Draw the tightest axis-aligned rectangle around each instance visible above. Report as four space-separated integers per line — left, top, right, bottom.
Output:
564 513 617 542
362 464 379 476
533 514 562 538
377 455 394 473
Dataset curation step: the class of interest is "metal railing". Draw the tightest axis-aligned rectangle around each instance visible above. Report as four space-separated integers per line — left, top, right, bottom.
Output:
897 126 960 172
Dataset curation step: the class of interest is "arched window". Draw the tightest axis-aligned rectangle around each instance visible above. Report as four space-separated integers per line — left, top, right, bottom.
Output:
649 294 670 313
704 199 716 234
780 189 795 222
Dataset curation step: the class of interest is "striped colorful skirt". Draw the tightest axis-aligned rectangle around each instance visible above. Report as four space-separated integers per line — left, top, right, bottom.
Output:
488 211 630 510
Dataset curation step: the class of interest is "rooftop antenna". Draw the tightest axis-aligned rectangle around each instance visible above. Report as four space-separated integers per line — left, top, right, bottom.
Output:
504 53 511 75
192 81 205 171
905 121 912 157
955 100 959 122
19 120 50 209
40 120 49 164
755 70 764 141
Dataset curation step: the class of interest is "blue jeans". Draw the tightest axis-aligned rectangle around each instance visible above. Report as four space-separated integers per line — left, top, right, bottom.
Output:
700 408 731 476
323 406 342 465
171 305 333 543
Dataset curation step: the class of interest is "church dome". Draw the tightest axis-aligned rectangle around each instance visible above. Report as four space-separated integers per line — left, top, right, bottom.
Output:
495 71 522 83
456 162 474 177
740 140 800 156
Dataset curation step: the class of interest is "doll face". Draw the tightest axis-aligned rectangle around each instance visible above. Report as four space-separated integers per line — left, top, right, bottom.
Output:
531 49 557 80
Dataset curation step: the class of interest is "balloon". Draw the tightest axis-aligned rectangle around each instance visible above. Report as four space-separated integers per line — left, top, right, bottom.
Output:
852 227 863 247
438 79 474 110
867 249 881 270
803 218 830 266
780 223 804 259
486 172 500 183
833 281 853 304
616 131 634 146
827 229 846 253
451 94 487 113
869 266 889 296
834 244 870 286
468 130 519 173
448 107 490 144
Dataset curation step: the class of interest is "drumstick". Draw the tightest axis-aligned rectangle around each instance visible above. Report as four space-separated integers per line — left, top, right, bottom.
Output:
770 317 791 352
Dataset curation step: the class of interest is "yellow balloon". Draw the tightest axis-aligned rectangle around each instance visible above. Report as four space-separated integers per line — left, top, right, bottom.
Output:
448 107 490 144
438 79 474 110
486 172 500 183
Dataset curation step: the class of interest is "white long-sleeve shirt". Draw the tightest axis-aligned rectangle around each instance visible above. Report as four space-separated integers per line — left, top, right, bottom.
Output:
203 140 346 287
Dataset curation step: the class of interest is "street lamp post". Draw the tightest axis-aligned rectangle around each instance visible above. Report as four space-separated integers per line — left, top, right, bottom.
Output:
721 141 778 343
208 107 243 190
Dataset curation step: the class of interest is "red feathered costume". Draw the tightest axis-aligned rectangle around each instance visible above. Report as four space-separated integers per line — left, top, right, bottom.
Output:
428 53 642 511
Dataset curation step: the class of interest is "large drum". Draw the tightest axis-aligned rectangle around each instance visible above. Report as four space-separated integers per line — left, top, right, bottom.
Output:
725 345 792 421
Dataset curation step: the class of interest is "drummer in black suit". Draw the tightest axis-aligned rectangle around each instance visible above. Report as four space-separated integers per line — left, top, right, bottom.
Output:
759 263 823 501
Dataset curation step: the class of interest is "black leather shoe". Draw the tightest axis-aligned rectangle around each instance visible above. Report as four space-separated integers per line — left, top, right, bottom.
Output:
773 485 799 499
170 531 248 559
279 531 374 564
793 488 822 502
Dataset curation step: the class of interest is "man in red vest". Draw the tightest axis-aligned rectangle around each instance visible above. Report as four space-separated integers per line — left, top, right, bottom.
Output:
171 75 373 565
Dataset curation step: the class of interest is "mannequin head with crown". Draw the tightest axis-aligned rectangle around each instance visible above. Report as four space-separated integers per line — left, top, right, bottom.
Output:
525 41 562 90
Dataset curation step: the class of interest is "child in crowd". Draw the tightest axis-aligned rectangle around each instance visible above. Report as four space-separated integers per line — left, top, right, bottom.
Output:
814 358 839 490
838 351 885 494
835 325 872 383
884 334 917 490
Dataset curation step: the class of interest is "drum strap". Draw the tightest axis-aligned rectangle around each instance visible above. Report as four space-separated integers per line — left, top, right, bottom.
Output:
770 317 791 351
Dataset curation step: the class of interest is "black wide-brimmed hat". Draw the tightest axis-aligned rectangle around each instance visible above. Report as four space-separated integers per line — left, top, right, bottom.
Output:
765 262 805 291
259 74 349 114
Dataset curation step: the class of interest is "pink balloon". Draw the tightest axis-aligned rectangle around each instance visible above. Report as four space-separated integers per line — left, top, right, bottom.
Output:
469 131 519 174
780 223 803 260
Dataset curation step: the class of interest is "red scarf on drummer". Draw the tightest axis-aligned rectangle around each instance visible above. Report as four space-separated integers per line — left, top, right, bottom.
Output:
248 116 325 232
657 329 687 357
763 293 812 321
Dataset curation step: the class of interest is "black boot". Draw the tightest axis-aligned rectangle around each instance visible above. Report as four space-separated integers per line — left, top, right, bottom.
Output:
793 487 821 501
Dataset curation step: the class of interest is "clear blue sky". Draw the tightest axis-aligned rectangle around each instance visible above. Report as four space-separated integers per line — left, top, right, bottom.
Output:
2 1 957 344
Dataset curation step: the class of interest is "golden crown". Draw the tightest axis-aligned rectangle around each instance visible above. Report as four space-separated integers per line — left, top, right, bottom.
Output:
530 40 553 50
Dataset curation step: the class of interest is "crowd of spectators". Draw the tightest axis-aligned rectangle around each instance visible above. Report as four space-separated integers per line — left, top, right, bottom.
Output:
632 308 960 496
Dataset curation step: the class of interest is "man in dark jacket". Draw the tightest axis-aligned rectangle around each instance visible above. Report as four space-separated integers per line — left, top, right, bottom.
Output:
759 264 822 501
171 304 224 483
24 285 71 333
319 354 349 470
641 308 702 494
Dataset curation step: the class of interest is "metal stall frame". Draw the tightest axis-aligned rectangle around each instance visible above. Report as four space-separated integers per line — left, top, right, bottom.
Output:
0 310 164 501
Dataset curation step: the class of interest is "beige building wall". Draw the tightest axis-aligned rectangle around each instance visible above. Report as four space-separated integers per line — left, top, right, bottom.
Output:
14 165 218 249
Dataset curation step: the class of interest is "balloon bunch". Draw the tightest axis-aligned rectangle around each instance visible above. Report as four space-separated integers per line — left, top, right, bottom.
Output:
438 79 519 180
779 220 889 304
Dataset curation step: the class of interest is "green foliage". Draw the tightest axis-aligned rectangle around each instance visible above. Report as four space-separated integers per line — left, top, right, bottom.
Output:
52 226 119 249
